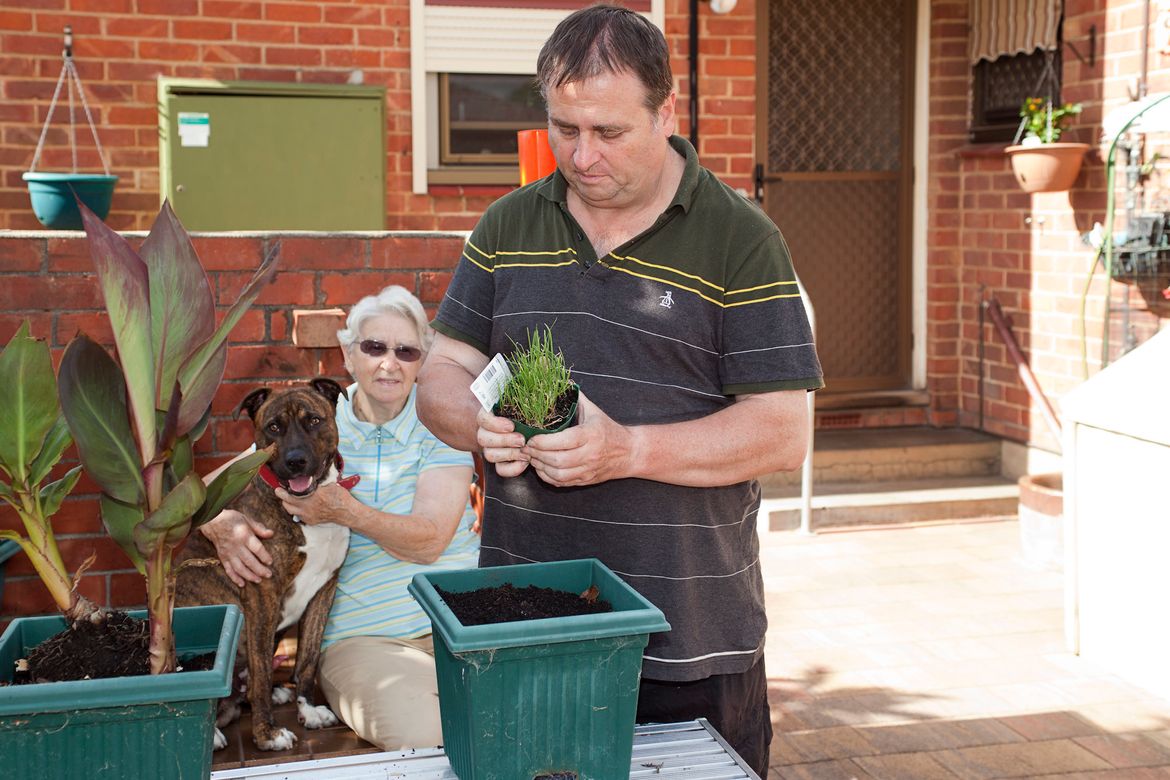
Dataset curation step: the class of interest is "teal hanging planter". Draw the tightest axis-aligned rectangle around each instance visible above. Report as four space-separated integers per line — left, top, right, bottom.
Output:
23 172 118 229
0 603 242 780
24 26 117 230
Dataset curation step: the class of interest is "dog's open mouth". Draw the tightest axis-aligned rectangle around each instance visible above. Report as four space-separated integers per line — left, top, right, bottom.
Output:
284 475 317 497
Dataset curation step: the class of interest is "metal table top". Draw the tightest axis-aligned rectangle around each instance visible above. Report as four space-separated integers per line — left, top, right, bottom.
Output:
209 719 759 779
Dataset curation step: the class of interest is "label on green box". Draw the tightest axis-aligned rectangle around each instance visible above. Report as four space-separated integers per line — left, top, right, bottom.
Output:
178 112 210 148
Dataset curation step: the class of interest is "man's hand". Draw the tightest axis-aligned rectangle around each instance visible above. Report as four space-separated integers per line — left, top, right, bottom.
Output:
200 509 274 587
522 393 634 487
476 406 531 478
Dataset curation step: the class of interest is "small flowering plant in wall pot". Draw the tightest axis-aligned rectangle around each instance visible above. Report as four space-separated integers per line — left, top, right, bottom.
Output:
492 326 579 440
1006 97 1089 193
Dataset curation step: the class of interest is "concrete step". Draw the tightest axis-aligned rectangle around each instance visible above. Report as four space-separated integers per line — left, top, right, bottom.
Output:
759 426 1002 491
760 475 1019 532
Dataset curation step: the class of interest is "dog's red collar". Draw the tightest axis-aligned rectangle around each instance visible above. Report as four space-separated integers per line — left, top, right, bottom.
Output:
259 454 360 492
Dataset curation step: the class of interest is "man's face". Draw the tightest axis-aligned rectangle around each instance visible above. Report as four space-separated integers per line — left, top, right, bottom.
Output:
545 69 676 211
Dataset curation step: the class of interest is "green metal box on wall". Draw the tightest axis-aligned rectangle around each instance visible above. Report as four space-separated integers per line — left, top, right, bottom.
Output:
159 78 385 230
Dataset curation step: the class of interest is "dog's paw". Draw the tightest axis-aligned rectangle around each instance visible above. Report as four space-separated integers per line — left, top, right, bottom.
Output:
296 696 340 729
255 727 297 751
271 686 295 705
213 728 228 751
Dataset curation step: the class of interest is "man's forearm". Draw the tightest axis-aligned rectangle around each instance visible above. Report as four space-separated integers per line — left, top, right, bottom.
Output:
416 361 483 452
625 391 810 487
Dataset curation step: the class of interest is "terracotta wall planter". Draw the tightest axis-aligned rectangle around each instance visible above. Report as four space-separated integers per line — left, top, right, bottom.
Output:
1005 143 1090 193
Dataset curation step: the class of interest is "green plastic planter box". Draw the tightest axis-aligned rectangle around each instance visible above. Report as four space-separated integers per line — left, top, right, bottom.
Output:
0 603 242 780
0 539 18 606
409 558 670 780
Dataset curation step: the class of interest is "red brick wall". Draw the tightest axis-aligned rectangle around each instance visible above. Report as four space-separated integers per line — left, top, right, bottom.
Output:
0 0 753 229
665 0 757 192
929 0 1169 451
0 231 464 629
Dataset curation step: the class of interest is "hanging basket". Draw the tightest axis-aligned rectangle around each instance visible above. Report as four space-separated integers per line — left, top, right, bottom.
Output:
1005 142 1090 193
23 172 118 230
24 26 117 230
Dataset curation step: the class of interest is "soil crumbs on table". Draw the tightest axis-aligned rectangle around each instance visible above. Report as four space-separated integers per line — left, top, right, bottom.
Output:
437 583 612 626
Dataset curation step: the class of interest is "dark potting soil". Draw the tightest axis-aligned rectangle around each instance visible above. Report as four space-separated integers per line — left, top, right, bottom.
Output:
436 583 612 626
497 386 577 430
9 611 216 685
19 610 150 683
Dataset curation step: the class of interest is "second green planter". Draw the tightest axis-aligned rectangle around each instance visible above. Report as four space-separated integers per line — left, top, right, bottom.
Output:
409 558 670 780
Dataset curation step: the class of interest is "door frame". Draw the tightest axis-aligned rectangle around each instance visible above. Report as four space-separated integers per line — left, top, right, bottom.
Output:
754 0 932 394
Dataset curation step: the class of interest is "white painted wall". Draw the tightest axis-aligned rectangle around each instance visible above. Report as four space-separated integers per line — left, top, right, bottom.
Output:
1062 328 1170 699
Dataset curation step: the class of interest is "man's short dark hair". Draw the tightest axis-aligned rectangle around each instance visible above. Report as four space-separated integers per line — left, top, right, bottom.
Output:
536 4 673 113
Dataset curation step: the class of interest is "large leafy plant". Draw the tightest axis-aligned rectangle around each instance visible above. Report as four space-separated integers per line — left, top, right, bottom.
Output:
58 200 276 674
0 323 93 623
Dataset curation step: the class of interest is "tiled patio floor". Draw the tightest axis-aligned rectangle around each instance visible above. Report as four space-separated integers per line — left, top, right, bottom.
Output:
763 517 1170 779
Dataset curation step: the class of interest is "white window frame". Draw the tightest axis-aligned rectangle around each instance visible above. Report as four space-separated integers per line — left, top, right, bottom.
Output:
409 0 665 193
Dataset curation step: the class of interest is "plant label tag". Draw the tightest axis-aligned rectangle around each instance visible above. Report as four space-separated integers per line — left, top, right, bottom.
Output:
471 353 512 412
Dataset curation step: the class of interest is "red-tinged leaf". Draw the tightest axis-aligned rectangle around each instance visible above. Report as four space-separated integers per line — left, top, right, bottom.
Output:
133 472 205 558
79 200 157 467
0 322 60 485
101 494 146 573
175 345 226 437
190 447 270 530
157 380 182 457
140 201 215 415
58 335 145 505
176 243 279 434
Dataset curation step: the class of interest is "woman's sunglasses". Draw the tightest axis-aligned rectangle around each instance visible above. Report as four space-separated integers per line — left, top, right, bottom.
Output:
358 340 423 362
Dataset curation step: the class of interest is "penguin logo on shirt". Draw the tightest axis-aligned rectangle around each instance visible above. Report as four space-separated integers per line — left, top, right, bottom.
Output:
659 290 675 308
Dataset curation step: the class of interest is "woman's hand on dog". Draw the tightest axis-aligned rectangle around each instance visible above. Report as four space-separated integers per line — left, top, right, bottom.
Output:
274 483 352 526
200 509 275 587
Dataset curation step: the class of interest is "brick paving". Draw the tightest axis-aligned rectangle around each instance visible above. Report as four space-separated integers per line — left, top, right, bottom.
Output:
763 518 1170 779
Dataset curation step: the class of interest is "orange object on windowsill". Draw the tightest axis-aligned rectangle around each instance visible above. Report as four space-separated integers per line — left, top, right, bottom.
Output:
517 129 556 185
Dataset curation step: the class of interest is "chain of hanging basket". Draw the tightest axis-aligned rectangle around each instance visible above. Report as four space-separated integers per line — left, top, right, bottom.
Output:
28 26 111 176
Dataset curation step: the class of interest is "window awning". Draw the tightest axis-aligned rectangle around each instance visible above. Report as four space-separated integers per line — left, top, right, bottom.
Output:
969 0 1061 64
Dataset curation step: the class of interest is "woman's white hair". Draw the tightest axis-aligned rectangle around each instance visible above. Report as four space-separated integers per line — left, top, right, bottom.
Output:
337 285 432 352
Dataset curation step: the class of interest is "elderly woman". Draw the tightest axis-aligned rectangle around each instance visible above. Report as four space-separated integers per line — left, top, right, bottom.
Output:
201 285 480 751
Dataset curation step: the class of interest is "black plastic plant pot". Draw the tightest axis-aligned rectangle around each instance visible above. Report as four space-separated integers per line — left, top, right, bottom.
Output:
23 172 118 230
493 382 579 442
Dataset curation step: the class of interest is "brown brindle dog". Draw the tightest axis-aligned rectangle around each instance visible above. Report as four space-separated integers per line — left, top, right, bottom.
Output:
177 378 353 752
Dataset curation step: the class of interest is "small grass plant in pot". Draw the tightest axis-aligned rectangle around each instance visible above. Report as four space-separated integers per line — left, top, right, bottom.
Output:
0 199 276 780
492 325 579 440
1006 96 1089 193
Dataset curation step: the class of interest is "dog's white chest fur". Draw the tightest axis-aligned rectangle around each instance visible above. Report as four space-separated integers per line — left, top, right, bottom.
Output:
277 467 351 632
278 523 349 631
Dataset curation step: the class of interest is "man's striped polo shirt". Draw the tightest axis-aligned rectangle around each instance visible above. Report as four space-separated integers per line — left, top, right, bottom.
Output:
432 135 823 681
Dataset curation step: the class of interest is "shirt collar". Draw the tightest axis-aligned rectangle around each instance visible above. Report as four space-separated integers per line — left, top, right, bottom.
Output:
538 134 699 214
338 383 417 446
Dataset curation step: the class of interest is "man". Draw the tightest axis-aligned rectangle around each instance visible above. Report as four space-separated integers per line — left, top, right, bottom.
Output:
415 5 822 774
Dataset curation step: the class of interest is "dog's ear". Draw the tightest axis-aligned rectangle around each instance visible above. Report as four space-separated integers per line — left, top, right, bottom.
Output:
310 378 345 408
236 388 272 421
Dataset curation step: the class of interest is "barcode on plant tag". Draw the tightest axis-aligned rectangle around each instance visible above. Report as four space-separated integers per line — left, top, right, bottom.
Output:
470 353 512 412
